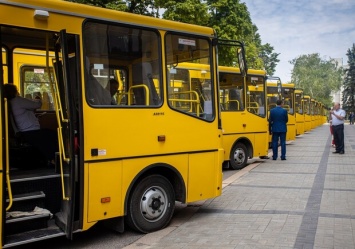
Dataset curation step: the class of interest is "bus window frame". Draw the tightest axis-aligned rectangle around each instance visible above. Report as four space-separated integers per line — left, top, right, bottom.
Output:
219 71 245 113
82 19 163 108
246 74 266 117
20 64 55 111
164 32 215 122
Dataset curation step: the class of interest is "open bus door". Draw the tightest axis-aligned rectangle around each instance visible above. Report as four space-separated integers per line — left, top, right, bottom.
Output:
0 32 5 247
53 30 79 240
216 39 248 76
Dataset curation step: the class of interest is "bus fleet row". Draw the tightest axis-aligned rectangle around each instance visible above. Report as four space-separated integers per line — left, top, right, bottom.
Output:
0 0 326 248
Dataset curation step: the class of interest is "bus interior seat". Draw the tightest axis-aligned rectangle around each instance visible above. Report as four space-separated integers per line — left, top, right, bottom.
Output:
86 73 112 105
6 101 47 168
132 62 160 105
228 89 242 110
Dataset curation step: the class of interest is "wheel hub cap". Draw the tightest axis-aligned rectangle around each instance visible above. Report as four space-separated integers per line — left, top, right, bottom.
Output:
141 187 167 221
233 148 245 164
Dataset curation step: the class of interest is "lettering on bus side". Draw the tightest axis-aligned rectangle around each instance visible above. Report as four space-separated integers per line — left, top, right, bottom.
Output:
153 112 165 116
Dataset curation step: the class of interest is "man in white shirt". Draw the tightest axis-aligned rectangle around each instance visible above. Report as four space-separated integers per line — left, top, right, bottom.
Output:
330 102 346 154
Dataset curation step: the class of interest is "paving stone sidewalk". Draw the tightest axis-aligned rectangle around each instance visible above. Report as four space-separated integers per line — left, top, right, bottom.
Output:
128 124 355 249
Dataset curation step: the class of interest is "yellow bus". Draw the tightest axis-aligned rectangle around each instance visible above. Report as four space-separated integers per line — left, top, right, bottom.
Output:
303 95 312 132
322 103 328 124
219 67 269 169
310 98 317 129
315 100 321 127
0 1 248 246
294 88 305 135
317 101 326 126
281 83 296 141
266 76 282 147
167 63 269 169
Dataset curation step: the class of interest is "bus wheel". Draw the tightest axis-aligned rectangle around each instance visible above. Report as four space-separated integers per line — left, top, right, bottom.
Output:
229 143 248 170
126 175 175 233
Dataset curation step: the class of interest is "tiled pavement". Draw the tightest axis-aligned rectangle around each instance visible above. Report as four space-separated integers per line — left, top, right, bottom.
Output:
125 124 355 249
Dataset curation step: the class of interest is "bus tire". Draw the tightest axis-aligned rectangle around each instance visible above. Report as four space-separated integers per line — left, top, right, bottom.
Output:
229 142 248 170
126 174 175 233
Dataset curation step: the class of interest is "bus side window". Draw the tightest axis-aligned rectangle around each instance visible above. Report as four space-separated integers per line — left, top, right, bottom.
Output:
132 62 160 106
86 73 111 105
229 89 243 110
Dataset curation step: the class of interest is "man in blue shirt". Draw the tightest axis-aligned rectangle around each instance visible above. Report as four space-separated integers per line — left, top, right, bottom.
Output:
269 99 288 160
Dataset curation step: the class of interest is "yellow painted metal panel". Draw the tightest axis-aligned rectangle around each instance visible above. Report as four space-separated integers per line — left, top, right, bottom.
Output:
187 152 221 202
254 133 269 156
83 104 221 162
121 154 189 197
87 161 123 222
0 88 3 247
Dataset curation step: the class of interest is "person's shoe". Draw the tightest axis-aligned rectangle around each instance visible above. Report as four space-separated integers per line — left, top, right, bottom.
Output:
281 158 286 160
272 158 277 160
333 151 340 154
339 151 344 154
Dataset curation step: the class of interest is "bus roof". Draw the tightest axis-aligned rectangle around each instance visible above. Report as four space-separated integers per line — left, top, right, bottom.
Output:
219 66 266 76
0 0 216 37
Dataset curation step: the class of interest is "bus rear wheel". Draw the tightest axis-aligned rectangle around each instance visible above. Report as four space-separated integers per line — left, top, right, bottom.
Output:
229 142 248 170
126 175 175 233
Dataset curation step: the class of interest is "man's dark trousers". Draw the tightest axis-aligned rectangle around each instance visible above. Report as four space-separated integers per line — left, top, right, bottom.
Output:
332 124 344 153
272 132 286 160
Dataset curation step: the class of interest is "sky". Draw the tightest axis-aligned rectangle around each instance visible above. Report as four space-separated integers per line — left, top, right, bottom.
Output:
244 0 355 82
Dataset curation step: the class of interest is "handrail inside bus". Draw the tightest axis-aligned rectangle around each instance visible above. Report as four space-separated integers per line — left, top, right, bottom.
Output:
50 40 70 201
128 84 149 105
116 92 129 105
4 100 13 211
226 100 240 110
169 90 200 116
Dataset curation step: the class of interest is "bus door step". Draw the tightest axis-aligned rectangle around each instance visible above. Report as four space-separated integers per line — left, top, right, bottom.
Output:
5 211 52 235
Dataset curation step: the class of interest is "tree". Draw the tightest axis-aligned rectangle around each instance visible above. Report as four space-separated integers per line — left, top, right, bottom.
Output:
156 0 209 25
67 0 280 71
290 53 343 107
206 0 262 68
342 44 355 113
206 0 280 72
259 43 280 75
66 0 159 16
67 0 119 8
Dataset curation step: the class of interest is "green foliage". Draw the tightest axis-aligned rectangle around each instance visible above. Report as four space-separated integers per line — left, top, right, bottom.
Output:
156 0 209 25
342 44 355 112
290 53 343 107
67 0 158 16
259 43 280 75
66 0 115 8
66 0 280 71
206 0 278 70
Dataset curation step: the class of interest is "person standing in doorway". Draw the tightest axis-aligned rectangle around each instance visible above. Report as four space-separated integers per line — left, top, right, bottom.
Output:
269 99 288 160
330 102 346 154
